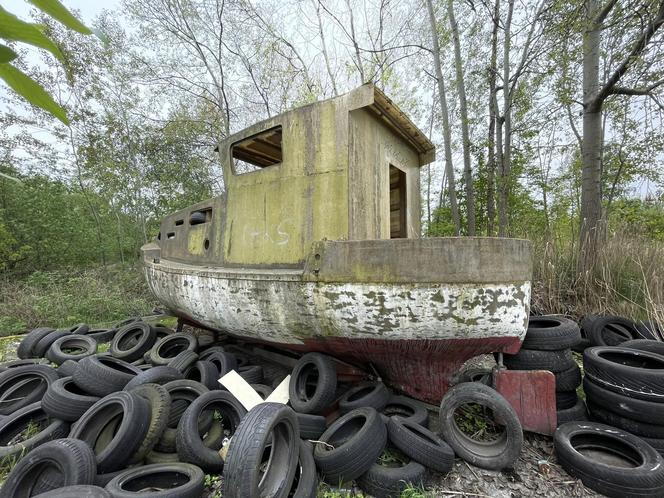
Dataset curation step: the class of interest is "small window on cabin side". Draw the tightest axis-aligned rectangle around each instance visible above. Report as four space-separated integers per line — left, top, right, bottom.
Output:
231 126 282 175
390 165 407 239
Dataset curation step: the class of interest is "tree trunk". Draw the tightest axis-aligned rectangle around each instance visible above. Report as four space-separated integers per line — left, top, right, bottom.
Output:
486 0 500 236
579 0 603 273
497 0 514 237
447 0 476 235
425 0 461 235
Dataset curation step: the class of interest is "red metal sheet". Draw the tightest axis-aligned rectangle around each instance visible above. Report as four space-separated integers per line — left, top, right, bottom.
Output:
493 368 557 436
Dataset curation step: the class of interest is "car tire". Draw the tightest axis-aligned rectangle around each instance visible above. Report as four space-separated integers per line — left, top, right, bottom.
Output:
380 395 429 428
290 441 318 498
46 335 97 365
522 316 581 350
69 391 151 473
556 390 578 410
237 365 263 384
0 364 59 415
109 322 156 363
182 361 219 390
584 346 664 400
621 339 664 357
105 463 204 498
338 382 390 413
586 315 642 346
149 333 198 366
17 327 55 359
33 485 111 497
555 421 664 497
439 382 523 470
73 355 142 396
168 351 199 373
176 390 247 472
503 348 575 373
296 412 327 439
587 401 664 438
127 383 171 464
155 380 210 453
387 416 454 473
556 398 587 426
583 376 664 424
33 330 72 358
289 353 337 415
223 403 300 498
1 438 96 496
0 402 70 460
123 366 183 391
42 376 100 421
554 364 582 391
314 407 387 484
357 458 426 498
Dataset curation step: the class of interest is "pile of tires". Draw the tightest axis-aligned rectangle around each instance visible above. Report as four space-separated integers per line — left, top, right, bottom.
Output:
1 316 243 497
580 314 657 349
584 342 664 457
502 316 586 425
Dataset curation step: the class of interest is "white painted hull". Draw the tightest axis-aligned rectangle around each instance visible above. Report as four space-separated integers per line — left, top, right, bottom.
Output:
144 259 530 346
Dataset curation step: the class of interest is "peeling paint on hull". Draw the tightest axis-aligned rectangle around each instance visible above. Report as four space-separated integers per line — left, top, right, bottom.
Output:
144 259 530 402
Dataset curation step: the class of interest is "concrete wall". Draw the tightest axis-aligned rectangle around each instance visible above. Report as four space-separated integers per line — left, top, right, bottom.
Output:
347 108 421 240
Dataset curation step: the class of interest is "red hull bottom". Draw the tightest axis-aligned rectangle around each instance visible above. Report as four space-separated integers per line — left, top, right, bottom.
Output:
285 336 523 404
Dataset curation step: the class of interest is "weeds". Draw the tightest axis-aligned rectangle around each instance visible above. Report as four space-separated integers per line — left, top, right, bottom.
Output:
0 264 158 336
532 230 664 327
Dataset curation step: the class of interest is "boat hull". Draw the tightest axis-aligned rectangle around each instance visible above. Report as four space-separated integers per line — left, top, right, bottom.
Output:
143 246 531 403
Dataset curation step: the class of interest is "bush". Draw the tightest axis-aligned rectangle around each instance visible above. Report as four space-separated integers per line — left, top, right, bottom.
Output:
0 264 158 336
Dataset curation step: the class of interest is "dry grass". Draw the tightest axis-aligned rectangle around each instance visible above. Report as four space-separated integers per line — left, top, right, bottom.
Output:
532 230 664 327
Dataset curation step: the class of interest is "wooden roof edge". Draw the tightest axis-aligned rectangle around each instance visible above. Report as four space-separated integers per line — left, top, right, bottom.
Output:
347 84 436 166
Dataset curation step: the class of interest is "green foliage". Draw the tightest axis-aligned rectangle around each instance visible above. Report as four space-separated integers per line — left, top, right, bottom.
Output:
0 1 93 123
0 265 157 336
608 199 664 241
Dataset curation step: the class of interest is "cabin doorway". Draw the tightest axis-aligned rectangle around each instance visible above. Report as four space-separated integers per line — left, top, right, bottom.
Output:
389 165 407 238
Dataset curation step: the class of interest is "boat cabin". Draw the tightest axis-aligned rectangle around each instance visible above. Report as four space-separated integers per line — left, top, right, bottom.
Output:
157 84 435 267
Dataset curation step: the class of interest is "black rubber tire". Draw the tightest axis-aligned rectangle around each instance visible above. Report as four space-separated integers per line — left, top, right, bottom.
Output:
237 365 263 383
113 316 142 329
587 401 664 438
69 391 151 473
555 364 582 391
641 436 664 458
380 395 429 428
1 438 96 497
387 416 454 473
127 383 171 464
73 355 142 396
105 463 204 498
149 333 198 366
17 327 55 359
109 322 156 362
356 457 426 498
296 412 327 439
314 407 387 484
33 485 111 497
290 441 317 498
42 376 101 421
0 358 48 371
56 359 79 378
556 390 578 410
33 329 71 358
46 335 97 365
439 382 523 470
522 316 582 351
0 402 70 460
583 376 664 424
586 315 643 346
123 366 183 391
572 338 592 353
556 398 587 426
0 364 59 415
223 403 300 498
622 339 664 357
503 348 576 373
168 350 199 372
86 329 118 344
203 351 237 377
554 421 664 497
176 390 247 472
64 323 90 335
182 361 218 390
456 367 493 386
156 380 210 453
145 450 180 464
289 353 337 414
584 346 664 400
338 382 390 413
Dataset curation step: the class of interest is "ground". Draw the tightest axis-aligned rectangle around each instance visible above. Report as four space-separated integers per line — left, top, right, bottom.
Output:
0 325 601 498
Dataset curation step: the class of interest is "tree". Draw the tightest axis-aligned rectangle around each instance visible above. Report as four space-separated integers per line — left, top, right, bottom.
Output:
579 0 664 272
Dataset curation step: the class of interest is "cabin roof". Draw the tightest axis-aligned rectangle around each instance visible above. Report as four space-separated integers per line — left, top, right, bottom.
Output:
215 84 435 165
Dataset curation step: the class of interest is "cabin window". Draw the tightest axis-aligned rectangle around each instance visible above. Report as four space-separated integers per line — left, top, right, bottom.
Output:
389 165 407 238
231 126 282 175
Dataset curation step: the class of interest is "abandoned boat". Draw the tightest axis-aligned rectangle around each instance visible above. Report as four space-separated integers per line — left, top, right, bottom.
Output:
141 84 532 403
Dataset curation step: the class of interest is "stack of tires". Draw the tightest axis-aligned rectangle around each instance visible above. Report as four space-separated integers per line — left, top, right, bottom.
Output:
584 343 664 456
503 316 586 425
